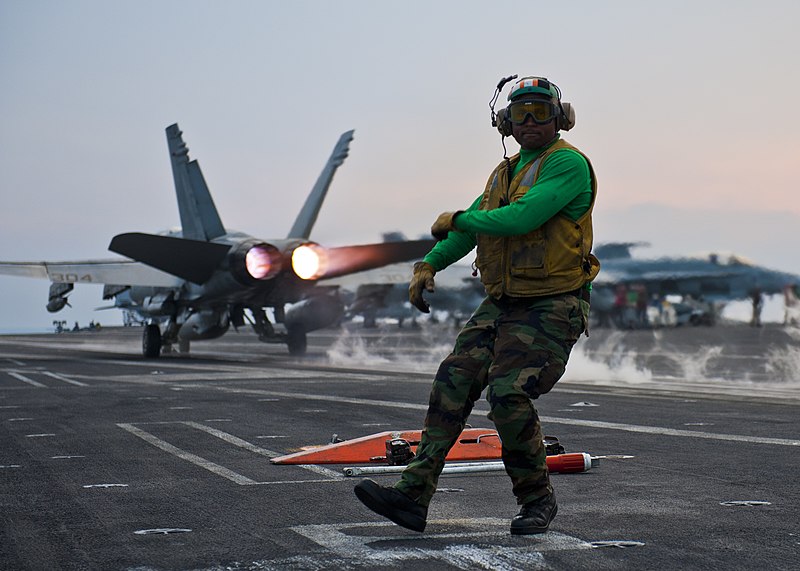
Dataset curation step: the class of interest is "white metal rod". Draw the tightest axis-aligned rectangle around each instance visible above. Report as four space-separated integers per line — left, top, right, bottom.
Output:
343 462 506 477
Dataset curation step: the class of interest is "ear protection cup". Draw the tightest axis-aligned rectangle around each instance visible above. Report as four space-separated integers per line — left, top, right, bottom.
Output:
495 107 514 137
558 102 575 131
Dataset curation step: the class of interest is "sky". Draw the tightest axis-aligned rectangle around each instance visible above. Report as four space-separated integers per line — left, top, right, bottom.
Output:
1 0 799 332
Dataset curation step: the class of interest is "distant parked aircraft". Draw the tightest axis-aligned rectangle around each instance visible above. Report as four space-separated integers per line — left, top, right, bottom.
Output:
334 241 800 329
589 242 800 327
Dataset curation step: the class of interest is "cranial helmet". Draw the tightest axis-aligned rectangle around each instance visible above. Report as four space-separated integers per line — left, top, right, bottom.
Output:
493 76 574 134
507 77 561 102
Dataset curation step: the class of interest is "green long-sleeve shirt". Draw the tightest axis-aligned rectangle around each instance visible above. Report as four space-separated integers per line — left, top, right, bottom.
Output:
424 137 592 272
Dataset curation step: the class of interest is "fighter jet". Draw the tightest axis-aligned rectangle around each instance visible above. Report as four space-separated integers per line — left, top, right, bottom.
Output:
592 242 800 299
0 124 434 356
590 242 800 327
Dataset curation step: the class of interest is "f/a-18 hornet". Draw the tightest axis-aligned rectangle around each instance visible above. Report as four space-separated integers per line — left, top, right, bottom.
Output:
0 124 434 357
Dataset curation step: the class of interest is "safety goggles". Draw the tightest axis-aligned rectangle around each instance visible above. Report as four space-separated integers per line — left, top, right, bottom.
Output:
507 100 558 125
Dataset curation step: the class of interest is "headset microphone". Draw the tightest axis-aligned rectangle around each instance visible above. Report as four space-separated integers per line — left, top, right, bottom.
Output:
489 74 518 127
496 74 518 91
489 74 519 160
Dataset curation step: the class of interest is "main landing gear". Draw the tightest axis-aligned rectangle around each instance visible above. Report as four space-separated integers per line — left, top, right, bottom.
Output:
286 326 307 356
143 324 162 358
249 308 308 357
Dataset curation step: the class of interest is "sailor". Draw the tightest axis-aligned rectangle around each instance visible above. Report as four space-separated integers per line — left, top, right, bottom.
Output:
750 287 763 327
355 75 599 535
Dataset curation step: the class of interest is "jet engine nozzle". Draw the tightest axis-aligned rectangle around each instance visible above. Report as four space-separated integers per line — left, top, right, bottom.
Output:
291 243 328 280
229 241 283 285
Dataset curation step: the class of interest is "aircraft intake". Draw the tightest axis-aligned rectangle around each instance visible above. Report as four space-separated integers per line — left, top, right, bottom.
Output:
140 293 176 316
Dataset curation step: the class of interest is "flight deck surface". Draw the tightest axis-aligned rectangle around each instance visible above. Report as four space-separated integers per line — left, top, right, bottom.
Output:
1 324 798 570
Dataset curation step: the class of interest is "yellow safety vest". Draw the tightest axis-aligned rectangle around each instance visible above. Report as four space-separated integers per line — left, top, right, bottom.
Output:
475 139 600 298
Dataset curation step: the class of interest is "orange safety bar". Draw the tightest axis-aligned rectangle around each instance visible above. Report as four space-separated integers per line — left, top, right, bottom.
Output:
270 428 501 465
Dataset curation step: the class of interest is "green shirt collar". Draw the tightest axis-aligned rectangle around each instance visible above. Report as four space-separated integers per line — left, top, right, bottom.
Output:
513 134 561 178
519 133 561 163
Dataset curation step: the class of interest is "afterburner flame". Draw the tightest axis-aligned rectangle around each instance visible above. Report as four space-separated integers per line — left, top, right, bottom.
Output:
292 244 327 280
245 246 275 279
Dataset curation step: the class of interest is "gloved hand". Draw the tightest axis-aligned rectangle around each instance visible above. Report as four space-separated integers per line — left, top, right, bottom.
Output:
431 211 462 241
409 261 436 313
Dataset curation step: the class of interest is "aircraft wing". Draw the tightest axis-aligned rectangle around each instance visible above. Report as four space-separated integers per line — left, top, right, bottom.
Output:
594 269 741 285
0 259 183 287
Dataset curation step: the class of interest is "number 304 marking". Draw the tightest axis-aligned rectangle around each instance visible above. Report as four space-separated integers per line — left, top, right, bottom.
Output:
50 273 93 283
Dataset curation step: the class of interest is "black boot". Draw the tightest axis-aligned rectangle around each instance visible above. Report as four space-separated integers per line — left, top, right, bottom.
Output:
354 479 427 532
510 492 558 535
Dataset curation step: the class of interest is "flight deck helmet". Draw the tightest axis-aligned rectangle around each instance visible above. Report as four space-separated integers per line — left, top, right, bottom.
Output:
507 76 561 103
495 76 575 134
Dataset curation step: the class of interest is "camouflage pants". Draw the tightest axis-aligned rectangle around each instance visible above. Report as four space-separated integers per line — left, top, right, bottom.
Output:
394 292 587 507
